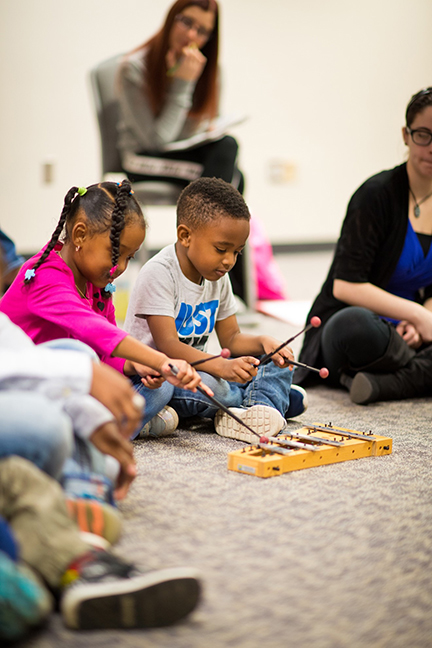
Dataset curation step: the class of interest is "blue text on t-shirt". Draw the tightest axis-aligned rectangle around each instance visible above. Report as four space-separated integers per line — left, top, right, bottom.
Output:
175 300 219 338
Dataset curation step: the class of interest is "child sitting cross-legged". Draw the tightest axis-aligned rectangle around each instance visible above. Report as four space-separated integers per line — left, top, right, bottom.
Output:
0 180 210 442
124 177 307 442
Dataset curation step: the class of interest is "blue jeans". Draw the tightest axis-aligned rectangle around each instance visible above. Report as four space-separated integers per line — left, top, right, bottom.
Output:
0 229 24 275
0 392 74 480
23 339 117 501
48 340 175 439
170 361 294 419
129 376 174 439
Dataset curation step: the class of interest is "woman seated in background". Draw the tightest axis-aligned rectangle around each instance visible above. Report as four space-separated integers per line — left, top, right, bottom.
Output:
297 87 432 405
116 0 247 301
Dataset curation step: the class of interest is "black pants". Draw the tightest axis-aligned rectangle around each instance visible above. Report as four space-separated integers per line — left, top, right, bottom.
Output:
125 136 247 302
320 307 392 385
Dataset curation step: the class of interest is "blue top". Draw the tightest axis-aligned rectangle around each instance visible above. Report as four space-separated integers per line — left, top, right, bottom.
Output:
385 220 432 302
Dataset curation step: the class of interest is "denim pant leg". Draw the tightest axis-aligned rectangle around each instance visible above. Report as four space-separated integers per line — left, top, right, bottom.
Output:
41 338 100 361
240 361 294 417
170 371 244 419
129 376 175 439
41 338 120 497
0 229 25 275
0 392 74 480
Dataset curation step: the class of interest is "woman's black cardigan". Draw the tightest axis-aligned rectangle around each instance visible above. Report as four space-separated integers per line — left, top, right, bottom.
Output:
297 163 418 383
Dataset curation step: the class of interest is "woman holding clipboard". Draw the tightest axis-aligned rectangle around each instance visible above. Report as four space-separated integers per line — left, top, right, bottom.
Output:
117 0 246 299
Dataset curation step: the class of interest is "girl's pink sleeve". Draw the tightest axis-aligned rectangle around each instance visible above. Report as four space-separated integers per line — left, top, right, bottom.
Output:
27 265 128 361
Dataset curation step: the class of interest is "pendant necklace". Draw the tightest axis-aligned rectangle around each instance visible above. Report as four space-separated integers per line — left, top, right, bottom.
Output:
76 283 88 300
408 185 432 218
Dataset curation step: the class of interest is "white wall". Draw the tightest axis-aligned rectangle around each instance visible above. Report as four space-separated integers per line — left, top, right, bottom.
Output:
1 0 431 253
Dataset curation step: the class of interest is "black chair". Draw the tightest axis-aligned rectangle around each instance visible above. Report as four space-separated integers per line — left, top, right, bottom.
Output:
89 53 182 206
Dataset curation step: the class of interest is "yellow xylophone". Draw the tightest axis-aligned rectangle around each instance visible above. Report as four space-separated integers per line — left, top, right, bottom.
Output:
228 423 392 478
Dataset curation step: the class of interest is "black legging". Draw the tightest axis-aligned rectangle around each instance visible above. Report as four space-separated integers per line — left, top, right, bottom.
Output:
321 307 392 385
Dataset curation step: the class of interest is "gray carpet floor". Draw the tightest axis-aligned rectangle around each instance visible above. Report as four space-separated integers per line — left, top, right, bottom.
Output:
21 306 432 648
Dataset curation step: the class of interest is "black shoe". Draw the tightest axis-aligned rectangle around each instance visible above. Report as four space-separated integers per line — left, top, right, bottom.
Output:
61 550 201 630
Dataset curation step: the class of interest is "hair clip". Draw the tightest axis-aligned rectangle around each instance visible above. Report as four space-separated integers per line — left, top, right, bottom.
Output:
109 265 118 278
77 187 87 196
116 180 134 195
24 269 36 281
104 282 116 294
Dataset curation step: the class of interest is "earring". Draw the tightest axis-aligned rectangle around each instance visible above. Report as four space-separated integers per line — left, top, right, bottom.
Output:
75 245 81 252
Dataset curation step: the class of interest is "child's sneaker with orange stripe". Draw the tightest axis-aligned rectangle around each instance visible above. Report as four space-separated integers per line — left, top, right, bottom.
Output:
65 498 121 545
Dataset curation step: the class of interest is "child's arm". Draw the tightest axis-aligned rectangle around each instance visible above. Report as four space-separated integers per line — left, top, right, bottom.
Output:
112 334 208 393
147 314 260 384
216 315 295 369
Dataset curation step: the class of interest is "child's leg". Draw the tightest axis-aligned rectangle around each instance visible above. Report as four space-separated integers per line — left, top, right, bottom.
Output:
61 436 120 506
241 361 294 416
0 550 53 642
169 372 243 419
129 376 175 438
214 363 295 443
0 457 202 632
0 392 73 480
41 337 100 360
0 457 90 588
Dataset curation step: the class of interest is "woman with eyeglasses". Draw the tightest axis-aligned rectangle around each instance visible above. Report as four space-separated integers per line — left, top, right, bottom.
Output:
297 87 432 404
116 0 246 300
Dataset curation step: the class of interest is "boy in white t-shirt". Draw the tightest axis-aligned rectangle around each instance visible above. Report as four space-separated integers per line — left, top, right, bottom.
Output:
125 178 307 441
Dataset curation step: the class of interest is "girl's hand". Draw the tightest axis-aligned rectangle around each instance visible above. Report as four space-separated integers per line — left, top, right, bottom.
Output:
219 356 260 383
173 45 207 82
396 320 423 349
160 359 212 396
262 337 295 368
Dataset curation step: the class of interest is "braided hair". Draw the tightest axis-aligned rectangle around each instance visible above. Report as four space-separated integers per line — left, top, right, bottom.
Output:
24 180 145 284
109 180 134 269
24 186 79 283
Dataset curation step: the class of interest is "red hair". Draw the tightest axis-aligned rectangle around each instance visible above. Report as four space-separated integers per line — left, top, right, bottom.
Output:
131 0 219 121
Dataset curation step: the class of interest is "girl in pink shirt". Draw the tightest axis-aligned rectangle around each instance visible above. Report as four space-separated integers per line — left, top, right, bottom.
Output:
0 180 208 438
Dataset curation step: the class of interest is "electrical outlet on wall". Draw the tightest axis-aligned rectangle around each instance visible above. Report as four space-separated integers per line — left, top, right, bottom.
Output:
42 161 55 184
267 160 297 184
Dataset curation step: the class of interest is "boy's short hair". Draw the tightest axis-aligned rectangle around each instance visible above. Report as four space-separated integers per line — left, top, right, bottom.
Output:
176 177 251 229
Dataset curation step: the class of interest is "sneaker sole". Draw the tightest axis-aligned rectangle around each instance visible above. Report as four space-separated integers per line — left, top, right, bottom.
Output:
61 567 201 630
215 405 284 443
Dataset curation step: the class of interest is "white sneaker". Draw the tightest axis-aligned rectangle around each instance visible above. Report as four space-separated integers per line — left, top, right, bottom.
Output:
139 406 179 439
214 405 285 443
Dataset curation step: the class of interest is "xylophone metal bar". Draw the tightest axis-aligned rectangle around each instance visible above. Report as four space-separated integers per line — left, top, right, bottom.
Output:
258 443 293 456
261 436 321 452
282 431 344 447
304 424 375 441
